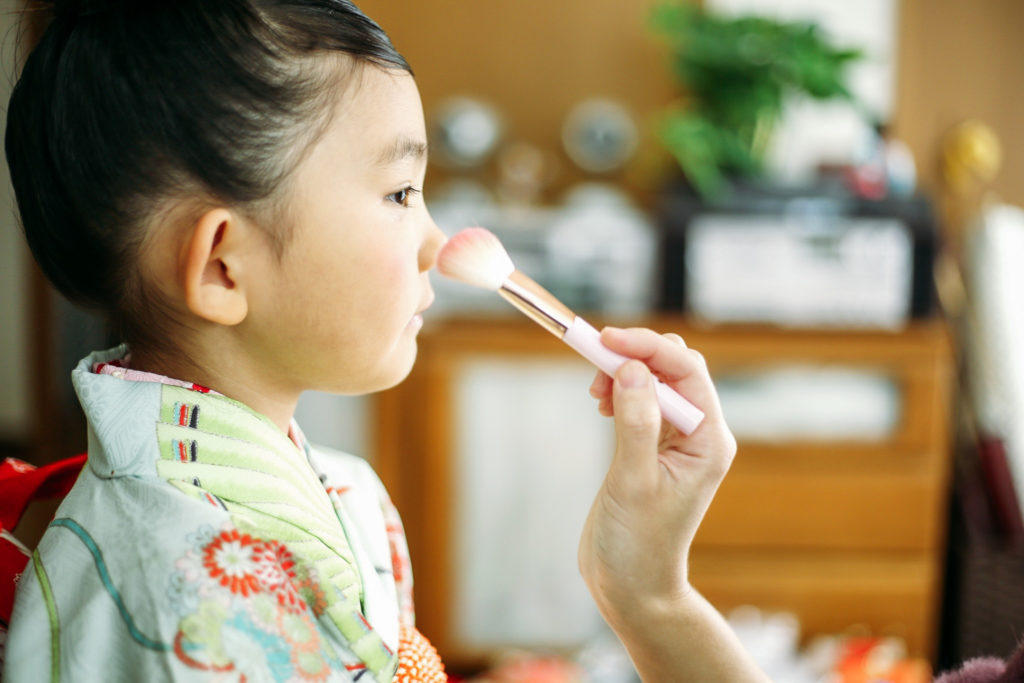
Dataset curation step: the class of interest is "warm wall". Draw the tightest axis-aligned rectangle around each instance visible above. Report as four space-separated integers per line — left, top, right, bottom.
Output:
894 0 1024 231
360 0 1024 227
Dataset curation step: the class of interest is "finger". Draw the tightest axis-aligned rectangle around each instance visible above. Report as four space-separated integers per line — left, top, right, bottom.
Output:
589 369 612 399
590 369 614 416
610 360 661 483
601 326 724 424
600 327 705 383
663 332 686 348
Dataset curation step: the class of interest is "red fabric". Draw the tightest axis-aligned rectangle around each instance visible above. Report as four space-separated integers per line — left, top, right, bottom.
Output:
0 532 29 627
0 455 87 531
0 454 87 625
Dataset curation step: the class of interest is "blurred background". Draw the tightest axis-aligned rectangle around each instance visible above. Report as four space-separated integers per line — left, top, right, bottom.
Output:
3 0 1024 680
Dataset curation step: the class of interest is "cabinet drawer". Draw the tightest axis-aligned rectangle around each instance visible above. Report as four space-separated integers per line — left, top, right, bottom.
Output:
690 548 942 659
696 451 948 551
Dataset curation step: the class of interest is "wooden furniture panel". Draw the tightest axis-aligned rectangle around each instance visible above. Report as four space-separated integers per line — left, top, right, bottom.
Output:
690 549 942 657
699 463 946 551
689 320 953 555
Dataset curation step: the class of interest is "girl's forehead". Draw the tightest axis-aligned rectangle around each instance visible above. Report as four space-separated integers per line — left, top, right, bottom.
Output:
323 69 426 164
296 69 426 180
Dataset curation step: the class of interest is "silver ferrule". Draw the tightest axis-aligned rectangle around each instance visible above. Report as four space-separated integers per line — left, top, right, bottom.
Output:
498 270 576 338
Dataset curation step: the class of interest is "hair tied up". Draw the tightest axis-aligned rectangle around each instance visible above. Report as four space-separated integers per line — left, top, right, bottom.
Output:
48 0 119 20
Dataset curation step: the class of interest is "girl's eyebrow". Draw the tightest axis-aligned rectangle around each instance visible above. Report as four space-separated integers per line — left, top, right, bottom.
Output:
376 136 429 166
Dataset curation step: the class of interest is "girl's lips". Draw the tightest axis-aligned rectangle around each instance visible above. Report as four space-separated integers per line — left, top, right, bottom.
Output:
417 292 435 314
408 291 434 331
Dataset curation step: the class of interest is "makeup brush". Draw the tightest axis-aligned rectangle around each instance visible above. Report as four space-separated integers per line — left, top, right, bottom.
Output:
437 227 704 435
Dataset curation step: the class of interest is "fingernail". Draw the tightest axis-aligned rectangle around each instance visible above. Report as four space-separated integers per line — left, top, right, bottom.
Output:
619 361 648 389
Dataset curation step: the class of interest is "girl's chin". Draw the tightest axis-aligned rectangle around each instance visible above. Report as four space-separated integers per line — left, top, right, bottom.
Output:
313 336 419 395
372 338 420 392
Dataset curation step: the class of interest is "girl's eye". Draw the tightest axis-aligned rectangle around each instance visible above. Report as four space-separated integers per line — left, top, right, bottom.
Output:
387 186 421 207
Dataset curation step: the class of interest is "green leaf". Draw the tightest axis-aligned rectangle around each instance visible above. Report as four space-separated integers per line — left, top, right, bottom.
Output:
649 1 864 193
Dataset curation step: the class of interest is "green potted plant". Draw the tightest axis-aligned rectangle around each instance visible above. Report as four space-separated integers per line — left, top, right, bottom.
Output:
650 2 864 198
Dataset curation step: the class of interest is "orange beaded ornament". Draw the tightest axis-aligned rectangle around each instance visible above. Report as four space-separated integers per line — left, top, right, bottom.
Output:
394 623 448 683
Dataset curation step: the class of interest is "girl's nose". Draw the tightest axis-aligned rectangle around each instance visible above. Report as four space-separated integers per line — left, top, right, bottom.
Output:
419 214 446 272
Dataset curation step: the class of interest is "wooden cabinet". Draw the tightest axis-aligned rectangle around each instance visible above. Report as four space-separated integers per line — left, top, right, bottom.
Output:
374 316 953 667
679 320 954 661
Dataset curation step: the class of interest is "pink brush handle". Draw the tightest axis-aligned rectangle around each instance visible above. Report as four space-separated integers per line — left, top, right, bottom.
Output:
562 317 705 435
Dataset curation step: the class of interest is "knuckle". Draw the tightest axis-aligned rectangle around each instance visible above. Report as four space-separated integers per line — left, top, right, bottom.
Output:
663 332 687 348
632 327 663 345
619 403 661 435
724 431 738 461
710 431 738 478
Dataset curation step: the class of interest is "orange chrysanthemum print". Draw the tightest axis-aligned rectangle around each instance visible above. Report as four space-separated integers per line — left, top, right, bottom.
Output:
202 528 261 596
253 540 304 612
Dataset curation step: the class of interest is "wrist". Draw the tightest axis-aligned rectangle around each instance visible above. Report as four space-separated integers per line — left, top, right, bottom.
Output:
600 585 771 683
594 578 697 636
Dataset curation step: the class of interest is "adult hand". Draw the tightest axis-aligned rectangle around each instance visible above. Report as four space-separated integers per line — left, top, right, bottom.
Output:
579 327 766 682
579 326 735 615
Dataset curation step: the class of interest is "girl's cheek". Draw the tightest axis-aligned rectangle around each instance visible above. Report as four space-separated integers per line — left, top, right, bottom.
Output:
382 251 413 284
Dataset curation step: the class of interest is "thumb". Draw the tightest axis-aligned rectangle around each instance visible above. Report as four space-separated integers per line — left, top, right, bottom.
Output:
611 360 662 482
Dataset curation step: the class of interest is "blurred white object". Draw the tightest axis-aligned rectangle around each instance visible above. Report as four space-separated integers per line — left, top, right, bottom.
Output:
965 203 1024 519
574 628 641 683
685 210 914 328
430 96 504 170
726 607 823 683
452 358 613 650
546 183 658 315
294 392 371 461
725 607 919 683
716 365 900 441
561 99 639 174
884 136 917 198
497 141 560 205
729 607 800 674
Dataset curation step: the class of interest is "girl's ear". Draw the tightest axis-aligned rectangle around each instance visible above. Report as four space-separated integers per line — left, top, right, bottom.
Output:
180 208 250 325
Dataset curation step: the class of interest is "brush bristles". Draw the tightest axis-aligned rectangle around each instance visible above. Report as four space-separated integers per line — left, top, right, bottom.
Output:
436 227 515 291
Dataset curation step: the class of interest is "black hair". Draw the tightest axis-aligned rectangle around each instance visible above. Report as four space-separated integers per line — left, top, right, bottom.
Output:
6 0 410 352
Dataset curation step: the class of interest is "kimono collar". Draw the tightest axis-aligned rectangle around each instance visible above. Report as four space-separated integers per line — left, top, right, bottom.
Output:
72 346 400 680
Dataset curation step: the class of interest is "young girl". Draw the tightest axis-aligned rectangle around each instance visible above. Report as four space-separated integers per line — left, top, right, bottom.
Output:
2 1 761 682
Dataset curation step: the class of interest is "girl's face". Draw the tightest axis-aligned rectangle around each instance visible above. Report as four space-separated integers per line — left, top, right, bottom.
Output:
245 67 445 396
